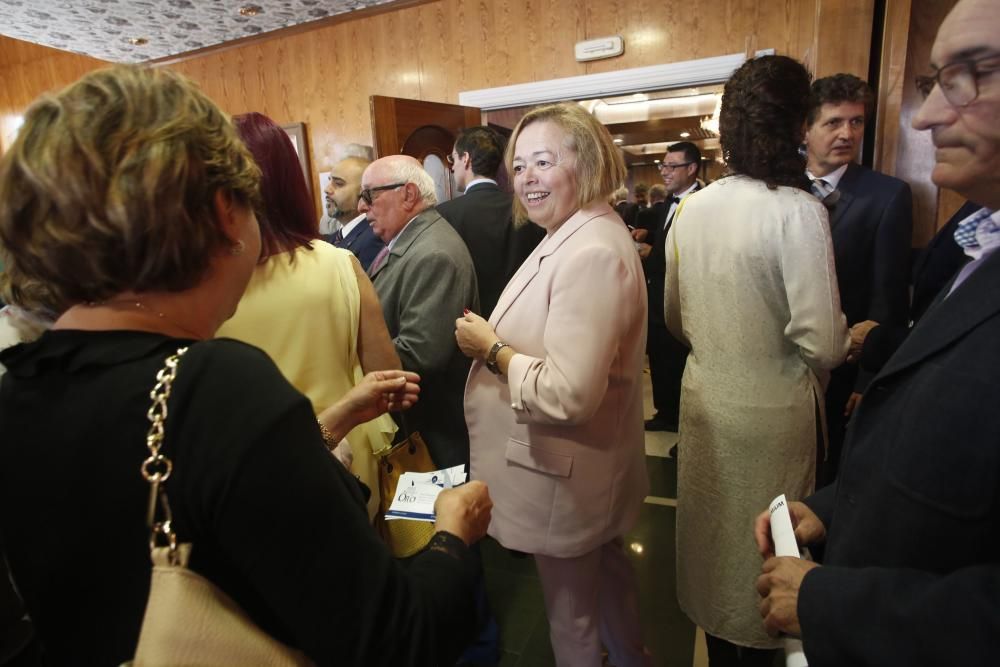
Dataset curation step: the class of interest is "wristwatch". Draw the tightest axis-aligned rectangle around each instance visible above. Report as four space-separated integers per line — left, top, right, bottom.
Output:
485 340 510 375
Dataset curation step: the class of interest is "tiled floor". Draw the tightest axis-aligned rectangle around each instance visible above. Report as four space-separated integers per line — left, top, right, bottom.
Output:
481 368 708 667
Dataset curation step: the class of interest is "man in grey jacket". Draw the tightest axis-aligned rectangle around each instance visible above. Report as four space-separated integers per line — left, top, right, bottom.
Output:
360 155 480 468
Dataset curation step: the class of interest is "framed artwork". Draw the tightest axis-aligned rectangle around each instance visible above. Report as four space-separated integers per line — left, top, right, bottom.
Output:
281 122 312 198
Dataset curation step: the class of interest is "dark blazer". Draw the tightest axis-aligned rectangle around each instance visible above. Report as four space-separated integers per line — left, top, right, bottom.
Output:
614 201 640 229
323 217 384 271
635 200 667 245
860 200 978 373
827 163 913 328
436 182 543 318
645 186 699 327
800 248 1000 666
371 208 480 468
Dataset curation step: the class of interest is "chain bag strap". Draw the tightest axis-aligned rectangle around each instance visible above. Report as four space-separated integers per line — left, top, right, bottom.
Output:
131 346 314 666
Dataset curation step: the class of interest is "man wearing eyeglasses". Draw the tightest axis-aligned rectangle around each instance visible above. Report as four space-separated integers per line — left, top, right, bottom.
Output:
803 74 914 488
641 141 701 435
437 127 544 319
359 155 479 470
322 156 385 271
754 2 1000 663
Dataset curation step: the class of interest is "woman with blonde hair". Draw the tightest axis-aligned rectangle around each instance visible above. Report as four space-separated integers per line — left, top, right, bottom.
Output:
0 65 491 666
456 102 651 667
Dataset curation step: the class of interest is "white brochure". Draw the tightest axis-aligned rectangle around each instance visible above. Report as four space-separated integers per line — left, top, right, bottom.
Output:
385 465 468 522
768 493 809 667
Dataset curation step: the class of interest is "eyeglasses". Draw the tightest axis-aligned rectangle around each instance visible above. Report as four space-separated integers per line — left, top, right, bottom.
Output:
659 161 693 171
359 182 405 206
915 54 1000 107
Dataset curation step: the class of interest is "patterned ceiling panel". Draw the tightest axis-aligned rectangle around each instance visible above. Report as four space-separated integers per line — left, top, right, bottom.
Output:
0 0 397 63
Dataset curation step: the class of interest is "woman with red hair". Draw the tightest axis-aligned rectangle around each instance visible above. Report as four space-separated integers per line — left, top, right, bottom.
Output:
218 112 399 518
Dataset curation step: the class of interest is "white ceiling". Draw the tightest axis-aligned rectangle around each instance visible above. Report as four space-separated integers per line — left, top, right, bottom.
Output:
0 0 396 63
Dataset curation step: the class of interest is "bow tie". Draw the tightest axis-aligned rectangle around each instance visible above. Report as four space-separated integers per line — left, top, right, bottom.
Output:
667 195 680 205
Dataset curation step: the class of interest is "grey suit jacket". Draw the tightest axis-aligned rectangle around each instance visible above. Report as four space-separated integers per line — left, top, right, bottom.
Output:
371 207 480 468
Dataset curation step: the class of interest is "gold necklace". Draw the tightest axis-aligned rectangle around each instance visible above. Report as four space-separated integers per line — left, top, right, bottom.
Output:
87 299 206 340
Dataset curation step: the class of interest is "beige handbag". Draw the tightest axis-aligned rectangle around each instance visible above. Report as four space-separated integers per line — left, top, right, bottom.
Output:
130 347 314 667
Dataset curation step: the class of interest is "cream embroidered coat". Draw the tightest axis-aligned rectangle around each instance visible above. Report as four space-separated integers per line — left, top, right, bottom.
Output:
664 176 849 647
465 203 649 558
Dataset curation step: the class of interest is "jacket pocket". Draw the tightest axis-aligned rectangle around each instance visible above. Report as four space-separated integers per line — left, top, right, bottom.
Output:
505 438 573 478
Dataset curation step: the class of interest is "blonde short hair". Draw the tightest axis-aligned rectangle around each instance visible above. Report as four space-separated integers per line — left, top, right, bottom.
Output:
505 102 625 225
0 66 260 311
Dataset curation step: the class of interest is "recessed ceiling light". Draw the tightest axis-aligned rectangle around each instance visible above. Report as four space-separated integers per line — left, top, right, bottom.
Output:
127 37 148 46
654 159 661 164
239 4 263 17
679 131 691 138
613 138 623 144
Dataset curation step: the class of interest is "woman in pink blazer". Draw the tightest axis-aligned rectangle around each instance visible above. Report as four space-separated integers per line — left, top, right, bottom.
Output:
455 103 651 667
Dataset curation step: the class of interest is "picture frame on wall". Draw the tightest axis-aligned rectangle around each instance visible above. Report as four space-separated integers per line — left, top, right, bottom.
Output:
281 122 312 198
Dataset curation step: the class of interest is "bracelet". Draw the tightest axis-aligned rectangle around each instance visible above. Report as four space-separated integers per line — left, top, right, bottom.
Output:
486 340 510 375
317 419 336 451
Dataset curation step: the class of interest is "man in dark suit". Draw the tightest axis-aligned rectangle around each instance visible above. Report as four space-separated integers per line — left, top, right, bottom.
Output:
804 74 913 486
755 2 1000 662
854 200 979 374
633 183 666 243
322 156 385 271
638 142 701 433
437 127 544 319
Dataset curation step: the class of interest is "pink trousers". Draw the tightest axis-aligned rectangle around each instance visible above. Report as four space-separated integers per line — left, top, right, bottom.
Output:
534 538 653 667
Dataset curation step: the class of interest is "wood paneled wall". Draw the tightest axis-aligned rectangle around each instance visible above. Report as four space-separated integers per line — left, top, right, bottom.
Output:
0 37 108 151
0 0 876 191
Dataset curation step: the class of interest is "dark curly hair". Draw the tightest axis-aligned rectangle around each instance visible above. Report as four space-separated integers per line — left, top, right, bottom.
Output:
807 73 873 126
719 55 812 191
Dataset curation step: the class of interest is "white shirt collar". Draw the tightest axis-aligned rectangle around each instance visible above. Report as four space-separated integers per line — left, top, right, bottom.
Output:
806 162 849 191
463 177 497 192
386 213 422 251
339 212 367 237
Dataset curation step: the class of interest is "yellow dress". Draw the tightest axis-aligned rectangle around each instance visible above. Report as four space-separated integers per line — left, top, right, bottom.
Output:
217 241 395 519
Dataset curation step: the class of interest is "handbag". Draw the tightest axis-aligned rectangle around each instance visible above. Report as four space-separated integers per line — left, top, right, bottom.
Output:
130 347 314 667
375 415 438 558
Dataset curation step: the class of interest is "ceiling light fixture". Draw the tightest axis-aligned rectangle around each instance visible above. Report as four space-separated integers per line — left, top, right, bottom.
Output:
613 138 623 144
127 37 148 46
679 131 691 138
239 4 263 17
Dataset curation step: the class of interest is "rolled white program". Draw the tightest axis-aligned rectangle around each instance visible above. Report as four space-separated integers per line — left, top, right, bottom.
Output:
768 493 809 667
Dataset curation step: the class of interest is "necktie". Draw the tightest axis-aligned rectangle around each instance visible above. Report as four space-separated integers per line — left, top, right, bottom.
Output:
811 178 833 200
367 245 390 277
330 228 344 245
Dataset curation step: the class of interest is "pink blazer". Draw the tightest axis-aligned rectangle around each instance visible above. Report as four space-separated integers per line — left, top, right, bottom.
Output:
465 203 649 558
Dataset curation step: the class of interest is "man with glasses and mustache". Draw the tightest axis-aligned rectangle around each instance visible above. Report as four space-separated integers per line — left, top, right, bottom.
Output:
359 155 479 470
640 141 701 436
754 2 1000 663
803 74 914 487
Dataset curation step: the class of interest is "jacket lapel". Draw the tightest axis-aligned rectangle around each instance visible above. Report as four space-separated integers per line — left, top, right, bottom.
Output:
489 203 613 327
369 209 437 280
827 163 859 231
876 249 1000 382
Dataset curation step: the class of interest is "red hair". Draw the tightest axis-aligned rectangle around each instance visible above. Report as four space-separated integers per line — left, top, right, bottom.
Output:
233 112 318 260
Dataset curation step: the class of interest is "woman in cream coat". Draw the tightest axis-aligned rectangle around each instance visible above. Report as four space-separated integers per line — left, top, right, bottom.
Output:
665 56 849 666
456 103 650 667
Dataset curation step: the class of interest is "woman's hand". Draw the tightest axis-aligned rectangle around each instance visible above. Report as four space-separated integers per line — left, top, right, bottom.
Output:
434 480 493 546
318 370 420 441
454 311 498 361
